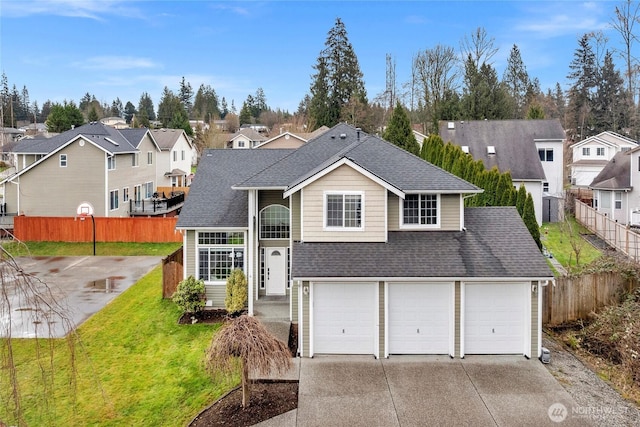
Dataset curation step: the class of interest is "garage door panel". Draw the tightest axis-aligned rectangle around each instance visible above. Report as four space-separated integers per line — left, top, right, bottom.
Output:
464 283 526 354
313 283 376 355
388 283 452 354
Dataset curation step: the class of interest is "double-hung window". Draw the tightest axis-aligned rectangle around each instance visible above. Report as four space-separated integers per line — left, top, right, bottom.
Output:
402 194 439 227
107 155 116 170
109 190 119 210
597 147 605 156
325 192 363 229
615 191 622 209
197 232 245 282
582 147 591 156
59 154 67 167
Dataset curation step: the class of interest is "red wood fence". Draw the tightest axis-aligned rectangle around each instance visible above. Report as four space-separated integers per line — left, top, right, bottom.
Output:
162 246 184 298
14 216 183 243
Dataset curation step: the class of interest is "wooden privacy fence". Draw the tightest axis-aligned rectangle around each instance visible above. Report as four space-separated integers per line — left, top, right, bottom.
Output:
14 216 182 243
162 246 183 298
575 200 640 262
543 272 637 326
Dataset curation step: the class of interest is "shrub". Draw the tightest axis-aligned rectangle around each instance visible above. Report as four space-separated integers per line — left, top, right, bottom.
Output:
225 269 247 316
172 275 205 315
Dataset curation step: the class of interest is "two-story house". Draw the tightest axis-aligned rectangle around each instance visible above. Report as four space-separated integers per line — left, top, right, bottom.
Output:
589 151 631 224
227 128 268 149
1 122 161 217
570 131 637 188
438 119 566 224
150 129 195 188
177 123 552 360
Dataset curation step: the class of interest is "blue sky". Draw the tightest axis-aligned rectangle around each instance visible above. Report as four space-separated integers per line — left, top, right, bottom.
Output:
0 1 621 115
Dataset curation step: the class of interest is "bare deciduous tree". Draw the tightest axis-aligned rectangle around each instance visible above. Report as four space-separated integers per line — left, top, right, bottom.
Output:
204 315 292 408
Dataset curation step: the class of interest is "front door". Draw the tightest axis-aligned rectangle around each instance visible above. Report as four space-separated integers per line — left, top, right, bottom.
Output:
266 248 286 295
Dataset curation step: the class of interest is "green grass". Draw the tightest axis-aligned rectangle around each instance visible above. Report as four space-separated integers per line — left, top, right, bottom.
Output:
0 267 237 426
1 241 182 257
540 217 602 270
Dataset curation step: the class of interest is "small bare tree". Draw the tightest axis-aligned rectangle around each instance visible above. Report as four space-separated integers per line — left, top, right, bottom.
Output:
560 215 585 267
204 315 292 408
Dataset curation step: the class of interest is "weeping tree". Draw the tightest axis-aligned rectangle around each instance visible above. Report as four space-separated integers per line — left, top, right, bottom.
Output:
1 248 80 426
205 315 292 408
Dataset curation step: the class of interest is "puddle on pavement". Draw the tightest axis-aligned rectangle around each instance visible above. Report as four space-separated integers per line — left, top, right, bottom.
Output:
85 276 125 293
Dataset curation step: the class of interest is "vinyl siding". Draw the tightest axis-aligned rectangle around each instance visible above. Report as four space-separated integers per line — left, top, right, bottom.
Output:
302 280 310 357
186 230 196 278
259 136 305 149
302 164 386 242
291 192 301 241
387 193 461 231
204 284 226 307
15 139 105 216
291 280 299 324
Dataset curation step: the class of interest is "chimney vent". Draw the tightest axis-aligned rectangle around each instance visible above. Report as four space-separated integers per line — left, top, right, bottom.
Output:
340 133 347 139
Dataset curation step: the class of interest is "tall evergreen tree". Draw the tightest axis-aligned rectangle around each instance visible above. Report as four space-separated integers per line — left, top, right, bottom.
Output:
308 18 367 130
45 101 84 132
382 101 419 155
593 50 626 133
124 101 137 124
138 92 156 121
523 193 541 249
502 44 530 119
567 33 598 139
220 97 229 119
179 77 194 118
193 84 219 123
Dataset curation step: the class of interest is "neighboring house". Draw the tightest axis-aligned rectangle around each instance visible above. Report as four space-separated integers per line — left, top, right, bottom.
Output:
177 123 552 359
100 117 128 129
570 131 637 187
0 122 162 217
150 129 195 188
412 129 428 148
227 128 268 149
589 151 631 224
240 123 269 133
254 127 332 149
438 119 566 224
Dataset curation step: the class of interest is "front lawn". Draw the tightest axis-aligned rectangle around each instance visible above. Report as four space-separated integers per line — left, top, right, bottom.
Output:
540 218 602 271
0 266 237 426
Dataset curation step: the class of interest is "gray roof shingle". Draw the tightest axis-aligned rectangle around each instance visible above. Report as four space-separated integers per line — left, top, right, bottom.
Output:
292 206 552 279
438 119 565 181
176 148 294 228
589 151 631 190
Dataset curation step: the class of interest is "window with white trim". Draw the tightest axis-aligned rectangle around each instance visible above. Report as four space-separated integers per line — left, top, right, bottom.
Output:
147 151 153 165
123 187 129 203
109 190 119 210
173 151 177 161
144 181 154 198
325 192 362 229
59 154 67 167
538 148 553 162
181 150 185 160
260 205 290 239
107 155 116 170
615 191 622 209
402 194 439 226
597 147 605 156
582 147 591 156
132 152 139 167
543 182 549 193
198 232 245 282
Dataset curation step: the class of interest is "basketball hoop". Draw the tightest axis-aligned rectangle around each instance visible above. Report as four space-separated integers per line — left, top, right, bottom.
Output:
76 202 96 255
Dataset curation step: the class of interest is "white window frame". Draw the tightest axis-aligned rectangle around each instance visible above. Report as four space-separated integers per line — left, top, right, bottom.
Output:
538 148 553 162
109 189 119 210
543 182 549 193
172 151 177 161
596 147 605 156
615 191 622 209
323 191 364 231
197 231 246 284
181 150 185 160
123 187 129 203
260 205 291 240
132 152 139 167
147 151 153 165
238 140 245 148
107 155 116 170
144 181 154 198
400 193 440 229
582 147 591 156
59 153 67 167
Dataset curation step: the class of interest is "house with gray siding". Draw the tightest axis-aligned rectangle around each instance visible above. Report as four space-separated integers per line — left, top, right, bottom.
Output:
177 123 552 359
1 122 161 217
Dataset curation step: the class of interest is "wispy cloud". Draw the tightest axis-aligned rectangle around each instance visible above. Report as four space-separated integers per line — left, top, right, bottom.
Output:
75 56 159 70
209 3 250 16
512 2 610 39
1 0 142 20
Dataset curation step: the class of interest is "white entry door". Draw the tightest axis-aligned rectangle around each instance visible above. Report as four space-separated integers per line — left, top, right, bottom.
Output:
266 248 286 295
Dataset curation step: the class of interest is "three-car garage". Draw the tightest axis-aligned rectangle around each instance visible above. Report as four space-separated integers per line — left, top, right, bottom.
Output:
307 281 532 358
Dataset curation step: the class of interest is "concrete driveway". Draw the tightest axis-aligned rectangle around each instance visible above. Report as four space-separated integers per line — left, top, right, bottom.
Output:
2 256 162 338
258 355 589 426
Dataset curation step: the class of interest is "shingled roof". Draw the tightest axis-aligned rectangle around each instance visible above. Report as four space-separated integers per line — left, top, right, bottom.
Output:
292 207 552 279
438 119 565 181
589 151 631 190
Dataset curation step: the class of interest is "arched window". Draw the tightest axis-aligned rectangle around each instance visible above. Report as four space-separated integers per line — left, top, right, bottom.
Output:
260 205 290 239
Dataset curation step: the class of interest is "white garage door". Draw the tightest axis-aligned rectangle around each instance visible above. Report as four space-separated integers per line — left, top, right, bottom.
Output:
313 282 377 355
388 283 452 354
464 283 527 354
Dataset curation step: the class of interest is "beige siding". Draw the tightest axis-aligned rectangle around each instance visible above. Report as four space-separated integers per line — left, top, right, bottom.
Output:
387 192 400 231
16 139 105 216
387 193 461 231
3 181 18 214
204 284 226 307
302 164 386 242
440 194 461 230
291 281 299 324
291 192 301 241
302 280 310 357
379 281 385 358
186 230 196 281
531 280 538 358
454 281 461 358
259 136 305 149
